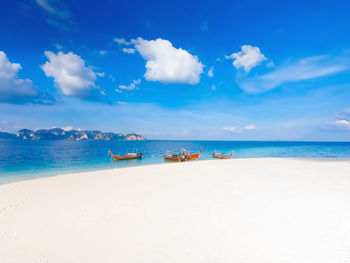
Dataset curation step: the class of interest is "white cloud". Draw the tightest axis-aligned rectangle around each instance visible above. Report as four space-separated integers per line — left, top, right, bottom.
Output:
0 51 51 104
117 79 141 92
122 48 136 54
332 120 350 130
244 125 256 130
334 119 350 125
239 55 349 93
114 37 131 46
223 124 256 133
131 37 204 84
134 79 141 85
0 52 21 79
41 51 100 99
211 85 216 91
226 45 267 72
208 66 214 77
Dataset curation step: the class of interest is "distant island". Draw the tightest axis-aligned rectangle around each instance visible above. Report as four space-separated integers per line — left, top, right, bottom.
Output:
0 128 146 141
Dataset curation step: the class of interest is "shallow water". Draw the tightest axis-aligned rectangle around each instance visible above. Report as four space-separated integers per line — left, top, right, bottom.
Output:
0 140 349 183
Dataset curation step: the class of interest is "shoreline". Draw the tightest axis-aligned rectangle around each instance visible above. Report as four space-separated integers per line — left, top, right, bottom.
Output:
1 156 350 185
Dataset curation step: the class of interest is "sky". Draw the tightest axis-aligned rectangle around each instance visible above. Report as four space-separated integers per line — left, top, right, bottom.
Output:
0 0 350 141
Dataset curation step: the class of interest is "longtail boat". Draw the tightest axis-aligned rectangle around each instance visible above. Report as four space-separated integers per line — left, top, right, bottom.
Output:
109 150 142 160
212 150 234 159
186 149 202 160
163 151 186 162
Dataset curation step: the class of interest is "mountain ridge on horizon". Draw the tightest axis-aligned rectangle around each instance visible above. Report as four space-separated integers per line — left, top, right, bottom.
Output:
0 128 146 141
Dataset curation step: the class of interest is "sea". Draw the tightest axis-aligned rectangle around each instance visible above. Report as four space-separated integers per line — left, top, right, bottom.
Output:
0 140 349 183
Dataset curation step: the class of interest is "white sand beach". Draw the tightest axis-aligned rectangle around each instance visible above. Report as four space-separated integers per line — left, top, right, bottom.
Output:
1 158 350 263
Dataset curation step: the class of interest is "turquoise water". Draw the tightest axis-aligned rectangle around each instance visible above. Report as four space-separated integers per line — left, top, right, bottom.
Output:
0 140 349 183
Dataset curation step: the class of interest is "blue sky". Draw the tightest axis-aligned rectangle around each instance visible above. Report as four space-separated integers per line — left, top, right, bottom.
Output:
1 0 350 140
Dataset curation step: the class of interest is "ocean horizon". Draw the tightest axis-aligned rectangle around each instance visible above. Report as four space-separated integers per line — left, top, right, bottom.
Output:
1 139 349 183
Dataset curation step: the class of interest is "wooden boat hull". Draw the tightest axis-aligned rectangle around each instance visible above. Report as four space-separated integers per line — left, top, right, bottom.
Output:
109 150 142 160
112 155 142 160
163 149 202 162
187 149 202 160
213 155 231 159
212 151 234 159
163 155 185 162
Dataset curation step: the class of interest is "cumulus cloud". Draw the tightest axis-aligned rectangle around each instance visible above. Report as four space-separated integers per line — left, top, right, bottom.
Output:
208 66 214 77
226 45 267 72
131 37 204 84
122 48 135 54
0 52 21 79
116 79 141 92
114 37 131 46
0 51 53 104
239 55 349 93
41 51 101 99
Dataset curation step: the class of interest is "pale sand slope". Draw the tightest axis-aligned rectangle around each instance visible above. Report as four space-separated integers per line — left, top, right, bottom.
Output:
1 159 350 263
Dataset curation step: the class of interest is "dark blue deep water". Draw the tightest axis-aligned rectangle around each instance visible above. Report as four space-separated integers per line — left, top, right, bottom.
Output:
0 140 349 183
